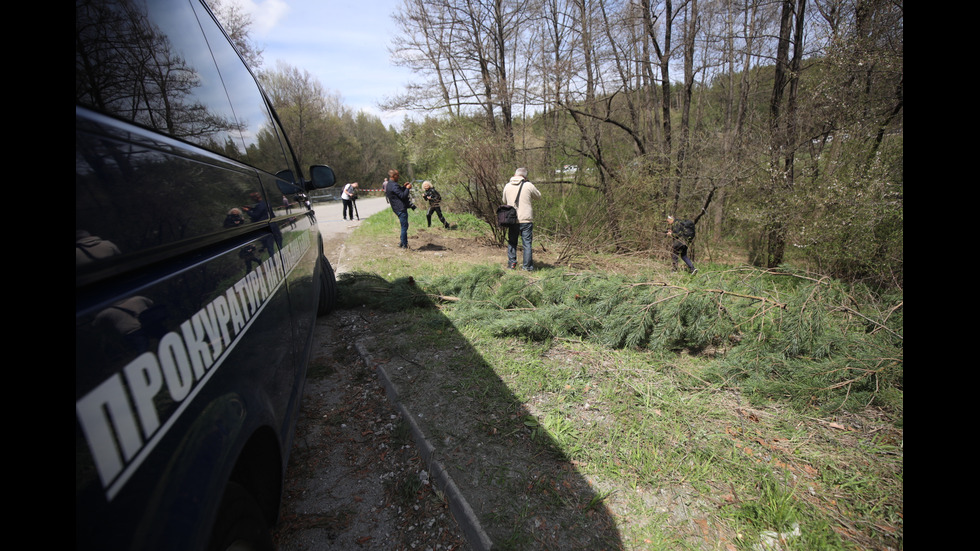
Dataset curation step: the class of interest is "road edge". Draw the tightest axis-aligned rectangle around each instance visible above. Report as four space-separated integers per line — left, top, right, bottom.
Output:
354 340 494 551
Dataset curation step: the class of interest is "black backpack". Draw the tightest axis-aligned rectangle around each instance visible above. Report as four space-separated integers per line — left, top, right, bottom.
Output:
677 219 696 241
497 180 526 227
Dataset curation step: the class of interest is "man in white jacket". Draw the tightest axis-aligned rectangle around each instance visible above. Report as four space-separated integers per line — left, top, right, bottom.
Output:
501 167 542 270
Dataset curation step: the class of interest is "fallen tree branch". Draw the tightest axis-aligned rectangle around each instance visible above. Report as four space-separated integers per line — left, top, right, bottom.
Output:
630 281 788 309
832 305 903 340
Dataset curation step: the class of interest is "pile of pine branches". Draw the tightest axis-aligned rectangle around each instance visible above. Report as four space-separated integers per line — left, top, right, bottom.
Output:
338 265 903 413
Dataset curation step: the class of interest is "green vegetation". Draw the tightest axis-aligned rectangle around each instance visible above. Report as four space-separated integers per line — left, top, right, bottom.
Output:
211 1 903 544
334 211 902 550
217 0 902 288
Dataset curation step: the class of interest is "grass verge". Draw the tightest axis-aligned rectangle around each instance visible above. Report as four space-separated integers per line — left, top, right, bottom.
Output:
333 210 903 550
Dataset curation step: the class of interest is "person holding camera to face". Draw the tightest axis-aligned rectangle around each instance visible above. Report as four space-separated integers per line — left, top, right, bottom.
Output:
421 180 450 229
385 169 415 249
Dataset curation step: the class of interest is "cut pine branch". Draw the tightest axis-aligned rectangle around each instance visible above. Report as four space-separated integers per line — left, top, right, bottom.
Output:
630 281 788 309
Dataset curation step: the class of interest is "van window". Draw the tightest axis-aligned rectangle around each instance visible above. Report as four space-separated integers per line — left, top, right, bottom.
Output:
75 0 245 155
189 0 301 191
75 0 283 277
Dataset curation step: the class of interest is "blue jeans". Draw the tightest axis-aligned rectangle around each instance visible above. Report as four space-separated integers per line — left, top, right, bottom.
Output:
507 222 534 270
397 210 409 247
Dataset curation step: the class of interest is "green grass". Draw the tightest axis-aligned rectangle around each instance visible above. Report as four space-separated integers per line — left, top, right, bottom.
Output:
335 210 903 550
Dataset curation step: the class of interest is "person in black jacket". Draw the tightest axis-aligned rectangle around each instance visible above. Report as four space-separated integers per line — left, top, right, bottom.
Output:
421 181 450 229
667 215 697 274
385 169 414 248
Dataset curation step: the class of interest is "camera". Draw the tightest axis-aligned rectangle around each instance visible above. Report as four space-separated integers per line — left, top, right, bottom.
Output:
408 200 418 211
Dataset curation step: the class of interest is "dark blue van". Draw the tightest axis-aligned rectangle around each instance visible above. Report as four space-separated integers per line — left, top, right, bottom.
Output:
75 1 338 548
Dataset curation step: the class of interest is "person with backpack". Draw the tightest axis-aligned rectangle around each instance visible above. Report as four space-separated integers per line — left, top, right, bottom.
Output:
667 215 697 274
502 168 542 271
421 181 450 229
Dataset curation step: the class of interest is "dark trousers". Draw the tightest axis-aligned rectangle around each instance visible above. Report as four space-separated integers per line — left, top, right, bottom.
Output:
671 242 695 272
427 207 448 227
397 210 409 247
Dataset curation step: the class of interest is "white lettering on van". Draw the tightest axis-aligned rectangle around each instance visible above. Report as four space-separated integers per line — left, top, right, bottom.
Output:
75 231 313 500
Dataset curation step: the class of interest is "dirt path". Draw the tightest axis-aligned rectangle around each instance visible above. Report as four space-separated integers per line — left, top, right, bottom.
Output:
273 310 467 550
274 198 469 550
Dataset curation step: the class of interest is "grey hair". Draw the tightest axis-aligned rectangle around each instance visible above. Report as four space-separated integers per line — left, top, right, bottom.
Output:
514 167 528 178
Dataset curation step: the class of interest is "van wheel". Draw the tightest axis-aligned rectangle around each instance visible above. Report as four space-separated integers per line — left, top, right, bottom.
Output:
208 482 274 551
317 255 338 315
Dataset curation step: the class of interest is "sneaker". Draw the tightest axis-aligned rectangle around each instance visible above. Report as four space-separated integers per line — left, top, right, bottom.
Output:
508 262 517 269
690 268 698 275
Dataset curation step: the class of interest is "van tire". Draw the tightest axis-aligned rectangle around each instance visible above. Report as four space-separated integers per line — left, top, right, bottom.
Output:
207 482 274 551
317 255 338 315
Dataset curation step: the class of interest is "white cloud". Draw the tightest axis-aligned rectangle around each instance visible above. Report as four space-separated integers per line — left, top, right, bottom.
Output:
226 0 291 36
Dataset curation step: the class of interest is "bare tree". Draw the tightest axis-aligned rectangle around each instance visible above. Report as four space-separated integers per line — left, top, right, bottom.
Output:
383 0 901 280
206 0 263 69
389 0 464 118
673 0 700 215
390 0 535 149
259 62 335 169
641 0 677 163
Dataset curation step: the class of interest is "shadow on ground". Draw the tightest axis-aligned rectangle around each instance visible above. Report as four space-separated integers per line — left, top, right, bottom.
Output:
338 272 624 550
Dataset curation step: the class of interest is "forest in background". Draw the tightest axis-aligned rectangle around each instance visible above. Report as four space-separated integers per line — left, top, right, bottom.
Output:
213 0 903 289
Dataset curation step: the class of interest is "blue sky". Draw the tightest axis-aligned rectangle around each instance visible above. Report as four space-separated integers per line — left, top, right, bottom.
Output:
228 0 416 128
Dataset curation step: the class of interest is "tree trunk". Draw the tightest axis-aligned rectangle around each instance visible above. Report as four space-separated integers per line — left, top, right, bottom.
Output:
756 0 805 268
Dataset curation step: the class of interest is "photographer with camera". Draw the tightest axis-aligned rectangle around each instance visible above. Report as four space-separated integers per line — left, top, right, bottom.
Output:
385 169 415 249
341 182 358 220
421 180 451 229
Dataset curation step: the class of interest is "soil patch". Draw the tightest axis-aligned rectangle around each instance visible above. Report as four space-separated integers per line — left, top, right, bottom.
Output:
274 310 467 550
327 228 628 549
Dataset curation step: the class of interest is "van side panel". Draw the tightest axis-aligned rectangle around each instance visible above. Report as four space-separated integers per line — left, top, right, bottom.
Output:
76 113 304 549
75 1 324 548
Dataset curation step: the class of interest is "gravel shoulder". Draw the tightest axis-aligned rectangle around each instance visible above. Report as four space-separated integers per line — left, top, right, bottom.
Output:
273 309 468 550
275 204 627 550
274 199 469 550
